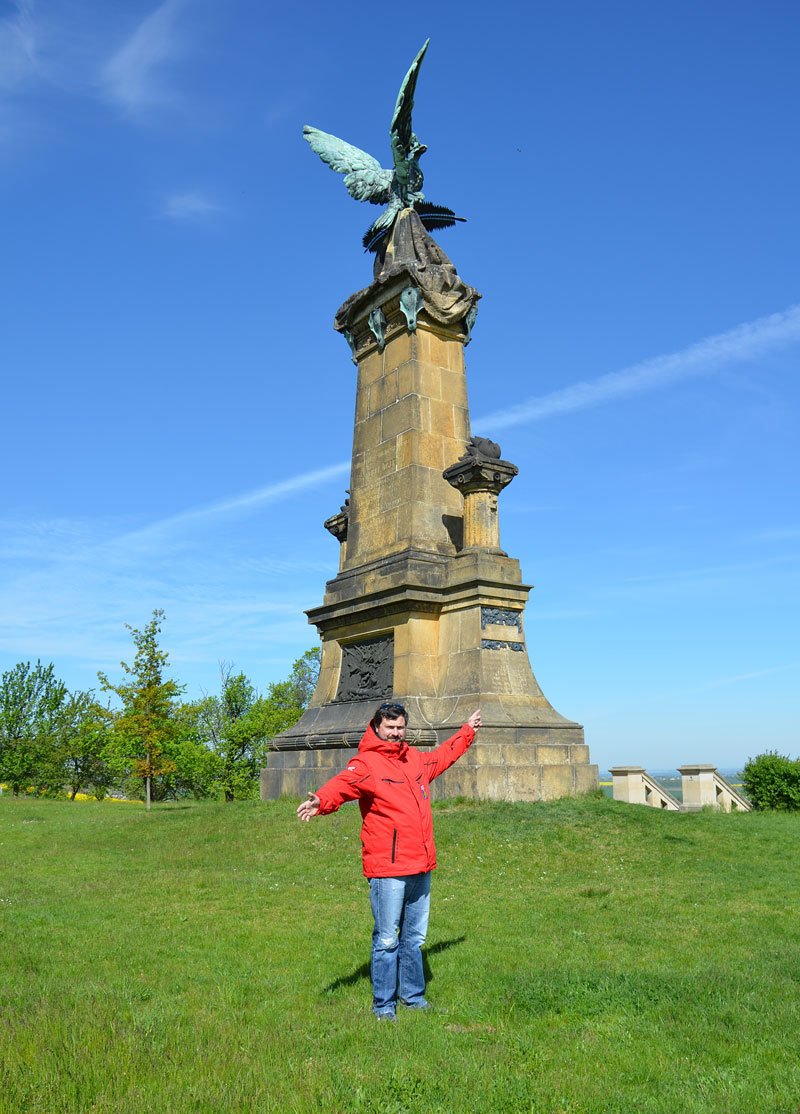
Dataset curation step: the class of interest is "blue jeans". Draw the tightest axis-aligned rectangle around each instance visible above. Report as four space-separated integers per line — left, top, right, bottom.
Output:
368 873 431 1014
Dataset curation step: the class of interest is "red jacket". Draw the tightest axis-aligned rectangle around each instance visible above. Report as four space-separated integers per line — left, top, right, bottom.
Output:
315 723 476 878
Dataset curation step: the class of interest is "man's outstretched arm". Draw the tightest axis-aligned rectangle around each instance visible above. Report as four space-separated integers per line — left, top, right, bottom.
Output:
296 756 374 821
424 708 482 780
297 794 320 822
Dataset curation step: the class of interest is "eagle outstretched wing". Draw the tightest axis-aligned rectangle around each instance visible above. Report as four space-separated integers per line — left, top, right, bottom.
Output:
390 39 429 179
303 126 393 205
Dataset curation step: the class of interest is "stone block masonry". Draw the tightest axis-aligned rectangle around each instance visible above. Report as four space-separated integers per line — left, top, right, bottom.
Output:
261 211 598 801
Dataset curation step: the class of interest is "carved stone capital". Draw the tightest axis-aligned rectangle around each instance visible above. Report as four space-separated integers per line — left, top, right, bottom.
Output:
443 457 519 496
323 510 349 544
443 456 518 552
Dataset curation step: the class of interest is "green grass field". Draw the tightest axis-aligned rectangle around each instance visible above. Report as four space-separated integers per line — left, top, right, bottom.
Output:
2 794 799 1113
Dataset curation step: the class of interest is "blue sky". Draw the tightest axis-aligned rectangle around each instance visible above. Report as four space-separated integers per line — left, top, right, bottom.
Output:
2 0 798 771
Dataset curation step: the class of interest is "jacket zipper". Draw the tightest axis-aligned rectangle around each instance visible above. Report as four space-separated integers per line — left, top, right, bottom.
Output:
391 829 397 863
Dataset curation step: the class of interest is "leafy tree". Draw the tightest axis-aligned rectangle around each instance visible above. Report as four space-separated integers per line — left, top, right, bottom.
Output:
261 647 320 737
191 667 266 801
0 661 67 796
99 610 184 810
189 649 321 802
284 647 321 709
742 751 800 811
151 703 222 801
56 692 114 800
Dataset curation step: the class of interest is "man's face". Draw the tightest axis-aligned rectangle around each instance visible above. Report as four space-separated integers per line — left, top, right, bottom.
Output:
376 715 407 744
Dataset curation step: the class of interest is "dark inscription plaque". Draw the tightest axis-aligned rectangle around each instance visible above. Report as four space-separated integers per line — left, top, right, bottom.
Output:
481 606 522 631
335 635 394 702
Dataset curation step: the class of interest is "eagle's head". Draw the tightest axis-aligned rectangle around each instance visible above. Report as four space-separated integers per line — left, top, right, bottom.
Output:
408 134 427 159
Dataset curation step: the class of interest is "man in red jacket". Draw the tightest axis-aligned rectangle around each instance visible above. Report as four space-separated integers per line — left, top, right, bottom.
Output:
297 702 482 1020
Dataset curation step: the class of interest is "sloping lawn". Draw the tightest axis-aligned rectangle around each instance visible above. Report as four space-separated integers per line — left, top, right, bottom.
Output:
1 794 798 1113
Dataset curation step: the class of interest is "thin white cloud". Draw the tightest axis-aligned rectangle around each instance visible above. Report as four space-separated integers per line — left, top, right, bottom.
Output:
621 552 799 586
0 460 349 690
685 662 800 693
2 303 800 694
160 190 221 220
121 303 800 545
118 460 351 548
0 0 39 141
2 3 196 139
101 0 184 116
0 516 99 561
0 530 320 689
0 0 37 91
474 303 800 432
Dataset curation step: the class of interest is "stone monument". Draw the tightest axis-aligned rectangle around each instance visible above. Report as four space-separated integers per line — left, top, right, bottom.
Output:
260 43 597 801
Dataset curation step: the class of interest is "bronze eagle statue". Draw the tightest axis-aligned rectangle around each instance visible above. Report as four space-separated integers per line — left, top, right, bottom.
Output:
303 40 464 252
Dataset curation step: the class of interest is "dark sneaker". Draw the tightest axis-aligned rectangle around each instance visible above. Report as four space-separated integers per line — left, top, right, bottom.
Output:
372 1008 397 1021
399 998 431 1011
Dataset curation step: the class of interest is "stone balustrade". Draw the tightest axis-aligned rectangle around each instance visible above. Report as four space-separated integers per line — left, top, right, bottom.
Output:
609 766 681 810
676 764 752 812
609 764 751 812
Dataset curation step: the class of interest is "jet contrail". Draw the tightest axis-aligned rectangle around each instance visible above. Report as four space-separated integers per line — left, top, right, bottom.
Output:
129 303 800 540
474 303 800 431
117 460 351 545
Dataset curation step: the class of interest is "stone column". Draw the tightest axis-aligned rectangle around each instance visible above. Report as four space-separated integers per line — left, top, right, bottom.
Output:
443 453 518 552
342 290 471 568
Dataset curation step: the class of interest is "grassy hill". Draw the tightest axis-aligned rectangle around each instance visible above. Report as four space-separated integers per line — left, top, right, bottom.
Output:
1 794 798 1113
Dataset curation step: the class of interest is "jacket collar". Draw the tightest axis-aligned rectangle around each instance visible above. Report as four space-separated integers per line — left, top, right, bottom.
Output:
358 723 409 760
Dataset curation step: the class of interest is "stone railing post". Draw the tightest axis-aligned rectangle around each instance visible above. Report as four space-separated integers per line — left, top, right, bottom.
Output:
609 766 680 810
609 766 647 805
678 764 751 811
677 764 718 810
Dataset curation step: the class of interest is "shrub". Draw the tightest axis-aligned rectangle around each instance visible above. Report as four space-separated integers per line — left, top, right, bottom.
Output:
742 751 800 811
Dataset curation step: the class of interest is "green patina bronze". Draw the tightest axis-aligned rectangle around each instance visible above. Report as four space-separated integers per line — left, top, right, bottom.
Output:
303 40 464 253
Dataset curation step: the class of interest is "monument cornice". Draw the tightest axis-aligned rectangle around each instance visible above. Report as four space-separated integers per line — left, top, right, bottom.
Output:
307 561 533 635
333 210 481 363
336 279 473 364
317 546 531 599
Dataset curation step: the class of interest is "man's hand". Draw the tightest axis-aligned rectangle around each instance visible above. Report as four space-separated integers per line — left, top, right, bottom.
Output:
467 709 482 731
297 793 320 821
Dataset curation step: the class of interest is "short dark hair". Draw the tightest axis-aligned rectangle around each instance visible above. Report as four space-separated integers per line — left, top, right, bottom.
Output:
370 701 408 731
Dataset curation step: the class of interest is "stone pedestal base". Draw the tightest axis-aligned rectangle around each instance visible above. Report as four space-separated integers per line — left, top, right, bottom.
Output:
261 546 599 802
435 730 598 802
261 708 598 804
